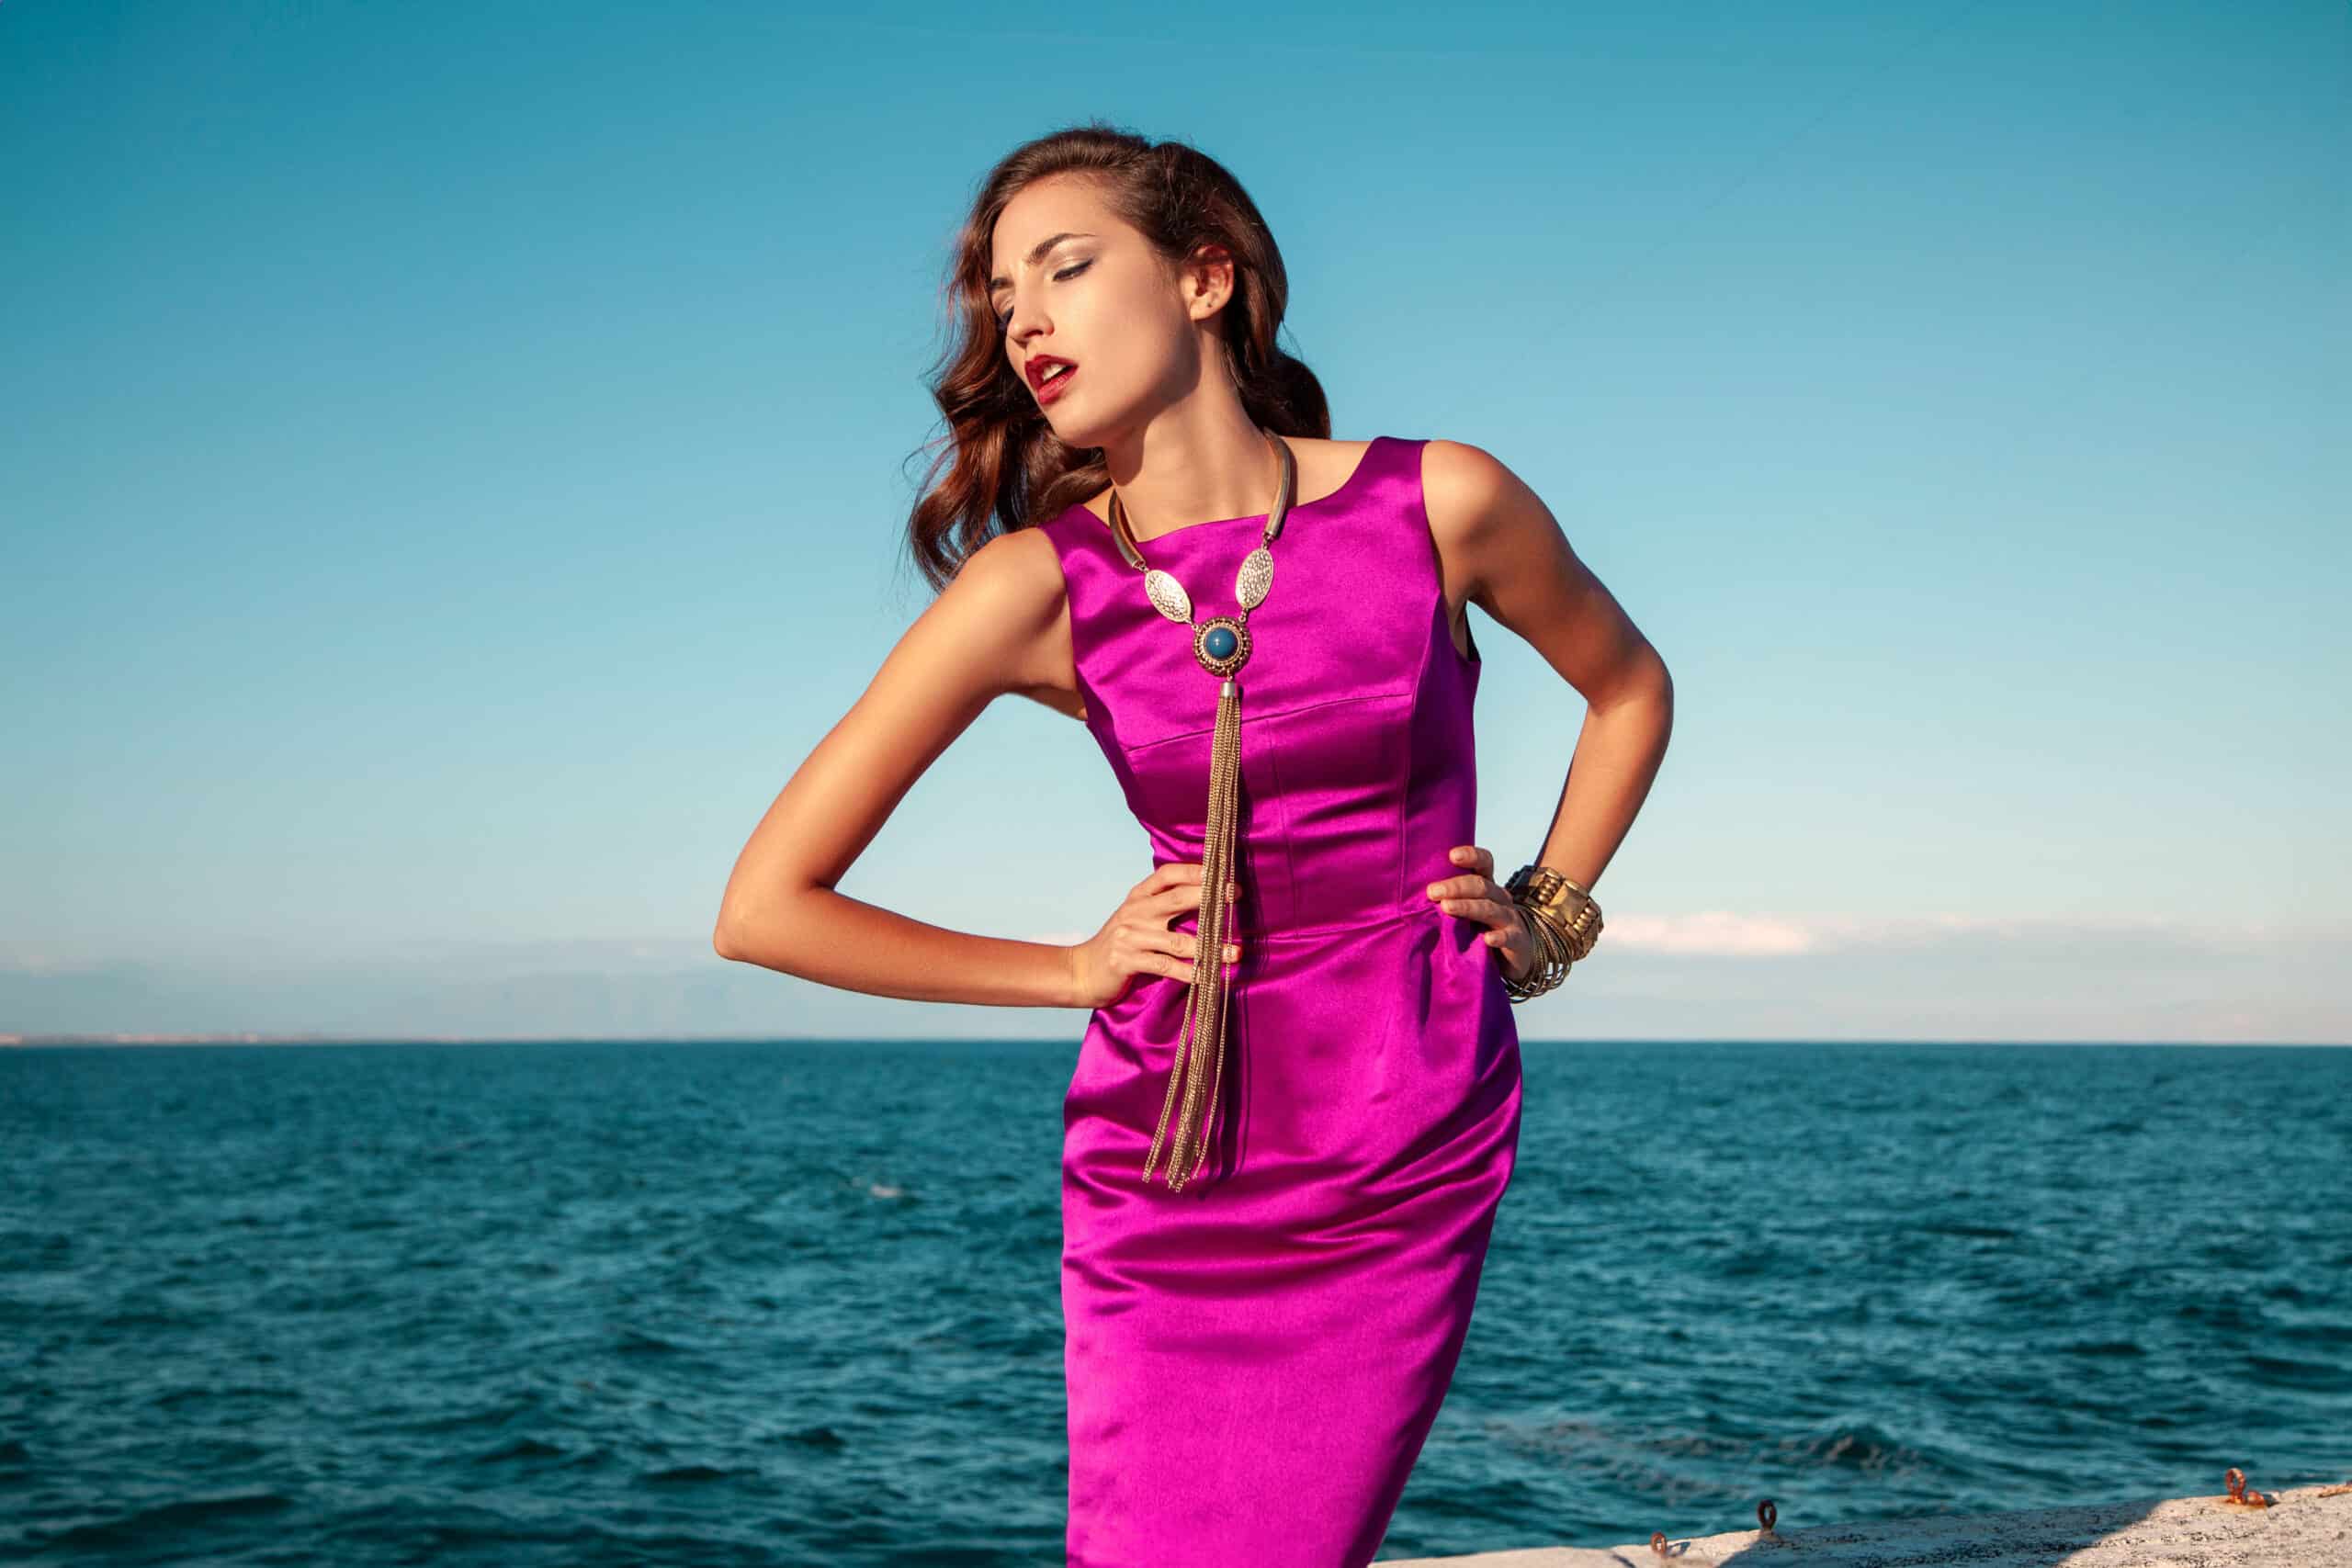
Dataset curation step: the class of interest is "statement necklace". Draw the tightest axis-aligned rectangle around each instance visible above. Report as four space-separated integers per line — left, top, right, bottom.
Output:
1106 428 1297 1192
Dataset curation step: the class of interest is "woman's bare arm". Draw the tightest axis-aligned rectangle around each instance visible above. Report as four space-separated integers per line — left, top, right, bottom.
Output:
711 526 1086 1008
1421 439 1674 893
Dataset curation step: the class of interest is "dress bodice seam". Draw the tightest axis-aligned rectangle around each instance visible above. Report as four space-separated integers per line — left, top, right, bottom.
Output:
1114 685 1415 755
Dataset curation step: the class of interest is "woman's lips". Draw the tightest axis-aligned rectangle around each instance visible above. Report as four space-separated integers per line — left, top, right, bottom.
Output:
1035 363 1078 405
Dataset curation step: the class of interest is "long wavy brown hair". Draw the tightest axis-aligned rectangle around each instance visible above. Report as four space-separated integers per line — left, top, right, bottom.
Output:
905 122 1331 594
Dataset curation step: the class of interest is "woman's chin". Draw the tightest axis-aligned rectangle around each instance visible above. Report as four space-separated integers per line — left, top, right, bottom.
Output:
1040 395 1127 451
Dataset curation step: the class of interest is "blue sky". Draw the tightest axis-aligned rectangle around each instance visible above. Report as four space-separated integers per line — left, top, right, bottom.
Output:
3 1 2344 1043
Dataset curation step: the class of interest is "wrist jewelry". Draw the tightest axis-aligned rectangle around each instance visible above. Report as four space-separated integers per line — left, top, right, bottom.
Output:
1500 863 1603 1003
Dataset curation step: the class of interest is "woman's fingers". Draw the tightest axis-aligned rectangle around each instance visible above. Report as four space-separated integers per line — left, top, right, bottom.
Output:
1435 892 1515 927
1135 859 1202 898
1141 928 1242 986
1447 843 1496 878
1093 862 1245 991
1425 844 1502 904
1424 874 1504 912
1081 863 1249 1009
1152 869 1240 919
1423 854 1538 979
1425 849 1520 938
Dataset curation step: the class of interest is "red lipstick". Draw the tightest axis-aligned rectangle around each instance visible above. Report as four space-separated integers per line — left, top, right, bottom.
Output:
1028 355 1079 404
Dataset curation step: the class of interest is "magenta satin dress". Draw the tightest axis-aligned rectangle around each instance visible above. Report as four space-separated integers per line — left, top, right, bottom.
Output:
1035 435 1525 1567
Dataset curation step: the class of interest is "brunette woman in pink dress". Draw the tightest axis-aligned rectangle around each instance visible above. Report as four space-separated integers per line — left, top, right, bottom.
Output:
715 126 1674 1567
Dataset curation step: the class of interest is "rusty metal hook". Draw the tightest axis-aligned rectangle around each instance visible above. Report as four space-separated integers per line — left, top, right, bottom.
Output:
2222 1466 2273 1508
1758 1497 1778 1534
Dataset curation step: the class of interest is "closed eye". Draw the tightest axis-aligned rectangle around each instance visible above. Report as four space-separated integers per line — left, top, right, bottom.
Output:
996 260 1091 333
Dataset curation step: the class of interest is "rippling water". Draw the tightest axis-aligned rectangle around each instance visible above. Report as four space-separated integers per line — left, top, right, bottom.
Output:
4 1039 2346 1563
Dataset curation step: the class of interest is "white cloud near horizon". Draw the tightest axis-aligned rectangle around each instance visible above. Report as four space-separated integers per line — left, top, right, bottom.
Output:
1593 909 2317 958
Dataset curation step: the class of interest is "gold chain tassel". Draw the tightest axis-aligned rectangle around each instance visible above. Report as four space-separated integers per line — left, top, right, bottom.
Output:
1145 674 1244 1190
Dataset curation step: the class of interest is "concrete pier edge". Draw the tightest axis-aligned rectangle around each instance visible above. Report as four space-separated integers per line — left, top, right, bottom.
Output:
1384 1478 2352 1565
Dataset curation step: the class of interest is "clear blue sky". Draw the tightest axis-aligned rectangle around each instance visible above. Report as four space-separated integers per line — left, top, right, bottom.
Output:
4 1 2344 1042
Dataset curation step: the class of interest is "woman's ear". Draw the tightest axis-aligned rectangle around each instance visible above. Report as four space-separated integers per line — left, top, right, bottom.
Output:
1183 243 1236 322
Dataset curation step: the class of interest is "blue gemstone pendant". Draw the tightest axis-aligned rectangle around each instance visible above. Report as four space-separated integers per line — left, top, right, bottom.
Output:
1193 615 1250 677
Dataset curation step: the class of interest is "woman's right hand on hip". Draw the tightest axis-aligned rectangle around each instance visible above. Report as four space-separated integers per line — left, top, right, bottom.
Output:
1065 860 1240 1010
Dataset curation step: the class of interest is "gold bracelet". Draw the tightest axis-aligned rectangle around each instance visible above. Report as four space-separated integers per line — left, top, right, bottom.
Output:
1507 863 1602 963
1505 911 1565 1000
1501 904 1568 1001
1499 863 1602 1003
1495 898 1560 1003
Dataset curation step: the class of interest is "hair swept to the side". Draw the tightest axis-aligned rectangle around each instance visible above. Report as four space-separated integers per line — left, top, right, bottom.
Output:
903 121 1329 594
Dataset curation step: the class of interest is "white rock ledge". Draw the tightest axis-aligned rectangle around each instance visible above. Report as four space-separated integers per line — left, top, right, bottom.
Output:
1383 1480 2352 1566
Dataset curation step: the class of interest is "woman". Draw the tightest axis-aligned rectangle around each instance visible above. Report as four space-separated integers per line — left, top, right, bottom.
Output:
715 125 1673 1567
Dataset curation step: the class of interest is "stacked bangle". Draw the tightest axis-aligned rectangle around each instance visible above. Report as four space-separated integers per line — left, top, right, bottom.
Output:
1499 863 1602 1003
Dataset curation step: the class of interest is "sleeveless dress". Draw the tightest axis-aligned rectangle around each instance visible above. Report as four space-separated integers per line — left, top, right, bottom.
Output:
1037 434 1524 1568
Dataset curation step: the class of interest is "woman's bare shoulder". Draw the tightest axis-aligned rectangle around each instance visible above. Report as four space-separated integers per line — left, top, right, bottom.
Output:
1417 437 1543 550
951 525 1087 722
952 523 1069 629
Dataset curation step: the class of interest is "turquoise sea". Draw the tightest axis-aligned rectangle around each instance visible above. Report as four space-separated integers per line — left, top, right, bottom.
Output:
4 1039 2347 1563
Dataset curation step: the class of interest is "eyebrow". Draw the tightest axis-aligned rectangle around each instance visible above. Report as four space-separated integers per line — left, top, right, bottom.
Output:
989 231 1095 297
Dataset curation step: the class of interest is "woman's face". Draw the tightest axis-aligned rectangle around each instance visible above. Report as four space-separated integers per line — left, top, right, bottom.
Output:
988 175 1221 450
